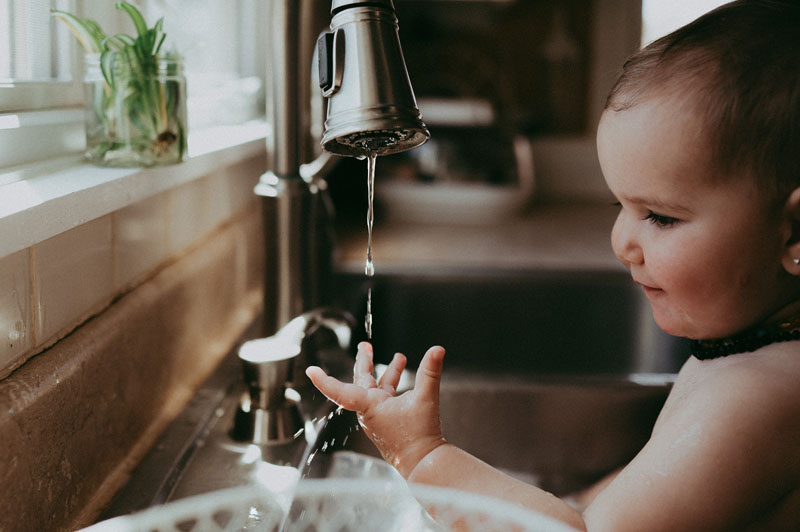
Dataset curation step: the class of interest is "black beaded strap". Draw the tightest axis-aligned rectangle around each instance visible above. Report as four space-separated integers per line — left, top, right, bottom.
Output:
691 316 800 360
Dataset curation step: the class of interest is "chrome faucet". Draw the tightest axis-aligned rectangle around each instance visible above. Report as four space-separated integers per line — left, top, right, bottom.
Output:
232 308 354 444
247 1 427 442
254 0 428 337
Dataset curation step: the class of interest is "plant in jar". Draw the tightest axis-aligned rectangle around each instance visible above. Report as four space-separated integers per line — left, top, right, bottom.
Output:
52 2 186 166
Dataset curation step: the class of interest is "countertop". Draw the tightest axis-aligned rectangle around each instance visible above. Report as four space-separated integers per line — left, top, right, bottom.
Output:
333 201 624 275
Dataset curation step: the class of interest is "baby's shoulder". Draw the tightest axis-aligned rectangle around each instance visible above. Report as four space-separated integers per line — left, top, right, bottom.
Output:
610 344 800 530
711 341 800 395
671 342 800 429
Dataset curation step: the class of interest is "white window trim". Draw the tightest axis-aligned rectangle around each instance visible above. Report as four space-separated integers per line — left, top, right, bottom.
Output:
0 107 84 171
0 120 268 260
0 81 83 111
0 0 94 112
0 1 271 261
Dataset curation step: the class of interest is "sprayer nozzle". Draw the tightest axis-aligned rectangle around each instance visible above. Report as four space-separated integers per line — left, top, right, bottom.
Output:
318 0 430 159
324 128 428 157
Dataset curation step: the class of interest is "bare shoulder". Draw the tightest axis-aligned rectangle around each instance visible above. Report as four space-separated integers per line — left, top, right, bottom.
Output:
656 341 800 426
687 342 800 428
669 343 800 486
584 342 800 531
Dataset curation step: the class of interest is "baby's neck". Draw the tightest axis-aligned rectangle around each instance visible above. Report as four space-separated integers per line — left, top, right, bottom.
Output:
692 302 800 360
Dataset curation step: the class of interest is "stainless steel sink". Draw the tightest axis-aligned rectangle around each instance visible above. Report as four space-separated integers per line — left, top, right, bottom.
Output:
100 268 688 521
331 268 690 374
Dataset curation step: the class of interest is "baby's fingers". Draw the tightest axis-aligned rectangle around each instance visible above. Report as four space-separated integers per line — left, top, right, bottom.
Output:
414 346 445 401
354 342 377 388
378 352 407 393
306 366 370 411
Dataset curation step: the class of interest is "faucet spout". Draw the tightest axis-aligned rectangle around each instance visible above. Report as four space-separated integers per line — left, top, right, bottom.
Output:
255 0 427 337
318 0 429 156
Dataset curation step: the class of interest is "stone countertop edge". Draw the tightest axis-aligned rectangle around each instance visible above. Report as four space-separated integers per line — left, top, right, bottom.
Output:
0 206 264 532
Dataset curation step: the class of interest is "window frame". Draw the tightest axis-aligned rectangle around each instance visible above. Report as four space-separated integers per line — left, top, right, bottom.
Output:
0 0 86 112
0 0 266 172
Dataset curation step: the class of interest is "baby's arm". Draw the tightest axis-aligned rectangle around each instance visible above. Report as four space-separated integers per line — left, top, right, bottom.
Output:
583 361 799 531
408 440 586 527
306 343 585 529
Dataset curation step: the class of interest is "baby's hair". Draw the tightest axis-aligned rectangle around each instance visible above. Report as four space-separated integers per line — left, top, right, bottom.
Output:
606 0 800 200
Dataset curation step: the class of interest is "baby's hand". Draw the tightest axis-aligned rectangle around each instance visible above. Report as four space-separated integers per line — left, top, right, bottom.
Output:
306 342 447 478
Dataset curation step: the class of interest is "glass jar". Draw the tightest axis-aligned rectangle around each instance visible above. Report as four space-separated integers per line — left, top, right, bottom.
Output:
83 53 187 167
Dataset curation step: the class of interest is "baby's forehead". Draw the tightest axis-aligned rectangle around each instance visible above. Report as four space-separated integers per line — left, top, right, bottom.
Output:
601 92 711 152
599 95 763 189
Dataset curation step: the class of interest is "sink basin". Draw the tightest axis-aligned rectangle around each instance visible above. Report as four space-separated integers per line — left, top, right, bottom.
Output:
101 268 687 522
331 268 690 374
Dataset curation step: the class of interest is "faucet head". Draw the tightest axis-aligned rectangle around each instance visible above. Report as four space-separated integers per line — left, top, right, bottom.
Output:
326 128 429 158
318 0 429 157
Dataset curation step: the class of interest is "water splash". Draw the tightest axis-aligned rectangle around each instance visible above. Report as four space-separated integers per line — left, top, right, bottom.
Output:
306 450 318 467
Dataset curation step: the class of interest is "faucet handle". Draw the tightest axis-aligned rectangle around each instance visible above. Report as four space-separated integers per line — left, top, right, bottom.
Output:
233 337 304 444
238 337 300 410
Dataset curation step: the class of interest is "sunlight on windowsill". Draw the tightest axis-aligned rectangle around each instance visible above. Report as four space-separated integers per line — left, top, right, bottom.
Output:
0 120 268 259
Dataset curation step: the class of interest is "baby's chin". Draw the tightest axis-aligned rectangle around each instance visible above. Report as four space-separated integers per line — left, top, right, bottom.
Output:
651 309 759 341
650 308 707 340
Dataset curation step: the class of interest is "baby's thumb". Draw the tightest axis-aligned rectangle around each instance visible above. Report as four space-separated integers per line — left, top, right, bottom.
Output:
414 346 445 400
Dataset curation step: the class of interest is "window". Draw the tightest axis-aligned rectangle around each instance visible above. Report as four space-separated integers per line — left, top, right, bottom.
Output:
0 0 82 111
141 0 265 130
641 0 732 46
0 1 118 168
0 0 265 170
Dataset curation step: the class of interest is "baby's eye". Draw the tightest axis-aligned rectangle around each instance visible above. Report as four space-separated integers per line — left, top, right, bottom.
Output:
644 211 679 227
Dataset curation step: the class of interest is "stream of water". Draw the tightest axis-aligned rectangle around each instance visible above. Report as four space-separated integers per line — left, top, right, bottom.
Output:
364 152 376 339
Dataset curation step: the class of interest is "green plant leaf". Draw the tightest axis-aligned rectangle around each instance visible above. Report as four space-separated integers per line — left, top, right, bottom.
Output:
102 33 136 51
83 18 108 49
152 18 166 54
115 2 148 39
100 50 119 89
50 10 105 52
153 33 166 55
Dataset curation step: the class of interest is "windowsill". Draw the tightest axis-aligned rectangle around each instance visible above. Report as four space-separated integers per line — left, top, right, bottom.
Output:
0 120 268 259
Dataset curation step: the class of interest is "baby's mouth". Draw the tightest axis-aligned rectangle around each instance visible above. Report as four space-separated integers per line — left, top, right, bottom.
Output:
641 285 664 296
634 278 663 295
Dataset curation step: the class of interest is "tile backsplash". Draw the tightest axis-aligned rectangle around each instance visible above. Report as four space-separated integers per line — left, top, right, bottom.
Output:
0 154 264 379
114 192 171 290
0 249 32 371
34 216 114 346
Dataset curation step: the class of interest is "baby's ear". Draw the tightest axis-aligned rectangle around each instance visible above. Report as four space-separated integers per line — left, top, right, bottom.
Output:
782 186 800 275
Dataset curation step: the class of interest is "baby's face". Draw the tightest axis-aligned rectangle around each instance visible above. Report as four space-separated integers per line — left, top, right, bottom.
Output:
597 94 790 339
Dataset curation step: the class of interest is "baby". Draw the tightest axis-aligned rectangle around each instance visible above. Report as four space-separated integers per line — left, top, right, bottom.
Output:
307 1 800 530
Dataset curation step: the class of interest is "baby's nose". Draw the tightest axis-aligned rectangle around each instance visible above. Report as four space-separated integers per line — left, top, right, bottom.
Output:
611 212 644 268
